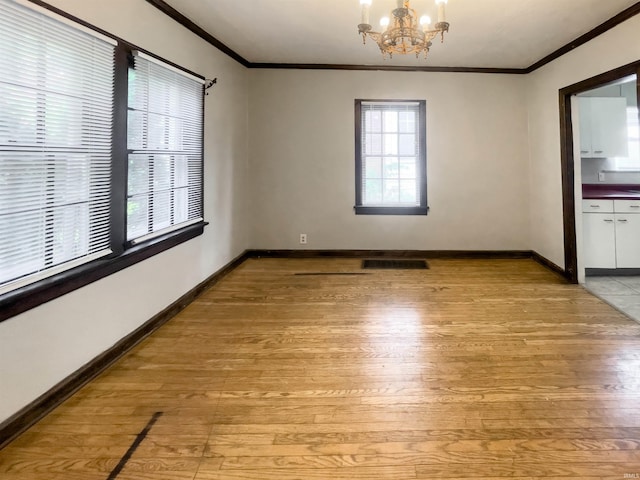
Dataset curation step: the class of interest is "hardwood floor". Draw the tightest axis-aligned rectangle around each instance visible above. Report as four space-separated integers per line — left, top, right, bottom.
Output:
2 257 640 479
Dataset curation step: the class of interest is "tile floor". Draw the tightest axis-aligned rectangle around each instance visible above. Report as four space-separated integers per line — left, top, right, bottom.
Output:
584 276 640 322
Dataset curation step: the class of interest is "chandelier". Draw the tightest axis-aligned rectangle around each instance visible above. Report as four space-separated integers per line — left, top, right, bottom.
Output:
358 0 450 59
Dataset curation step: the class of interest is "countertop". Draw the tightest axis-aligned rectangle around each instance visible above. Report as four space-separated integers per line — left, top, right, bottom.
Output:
582 184 640 200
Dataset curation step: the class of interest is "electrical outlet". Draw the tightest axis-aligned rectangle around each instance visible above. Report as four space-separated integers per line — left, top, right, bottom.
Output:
299 233 307 245
598 171 605 182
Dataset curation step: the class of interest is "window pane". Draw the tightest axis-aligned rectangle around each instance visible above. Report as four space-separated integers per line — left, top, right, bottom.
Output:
614 106 640 170
0 84 38 144
383 158 399 179
399 179 418 204
0 211 45 284
175 156 189 188
365 134 382 155
399 111 415 133
383 180 400 203
399 134 416 156
127 110 145 150
174 188 189 224
365 110 382 133
383 111 398 132
400 158 417 179
364 179 382 204
128 155 150 196
364 157 382 179
383 134 398 155
152 190 171 231
127 195 149 239
153 155 172 192
51 204 90 265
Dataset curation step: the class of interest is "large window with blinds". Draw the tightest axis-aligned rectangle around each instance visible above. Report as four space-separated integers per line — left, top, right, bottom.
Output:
354 99 427 215
127 52 204 243
0 0 205 318
0 0 116 294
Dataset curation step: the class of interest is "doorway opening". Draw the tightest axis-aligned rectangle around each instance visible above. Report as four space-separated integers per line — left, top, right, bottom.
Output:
559 61 640 284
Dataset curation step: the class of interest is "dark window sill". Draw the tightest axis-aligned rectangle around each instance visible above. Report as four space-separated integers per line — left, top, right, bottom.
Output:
354 206 429 215
0 222 207 323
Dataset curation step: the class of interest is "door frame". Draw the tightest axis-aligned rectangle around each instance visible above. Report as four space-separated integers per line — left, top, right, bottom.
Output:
559 60 640 283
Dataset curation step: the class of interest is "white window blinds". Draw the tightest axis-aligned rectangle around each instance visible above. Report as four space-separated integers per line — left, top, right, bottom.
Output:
0 0 115 293
127 52 204 243
360 101 423 206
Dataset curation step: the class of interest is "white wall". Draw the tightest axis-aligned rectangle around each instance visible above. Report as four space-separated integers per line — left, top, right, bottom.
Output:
0 0 250 423
526 15 640 268
249 70 530 250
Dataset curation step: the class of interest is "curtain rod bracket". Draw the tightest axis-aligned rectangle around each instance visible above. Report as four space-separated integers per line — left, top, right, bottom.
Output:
205 78 217 95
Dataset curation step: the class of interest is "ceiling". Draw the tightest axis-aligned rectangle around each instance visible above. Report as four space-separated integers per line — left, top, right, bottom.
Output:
159 0 639 70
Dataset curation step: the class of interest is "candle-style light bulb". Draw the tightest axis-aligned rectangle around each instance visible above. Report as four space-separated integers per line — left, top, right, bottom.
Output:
360 0 372 25
420 15 431 30
435 0 447 23
380 16 390 30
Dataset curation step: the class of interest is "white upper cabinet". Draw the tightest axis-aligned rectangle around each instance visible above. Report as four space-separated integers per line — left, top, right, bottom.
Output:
578 97 628 158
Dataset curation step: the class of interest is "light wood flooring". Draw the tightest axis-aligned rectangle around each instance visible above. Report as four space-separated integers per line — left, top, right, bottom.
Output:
2 257 640 479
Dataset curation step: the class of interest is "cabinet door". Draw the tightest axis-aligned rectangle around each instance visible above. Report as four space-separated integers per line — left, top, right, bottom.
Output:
615 214 640 268
583 213 616 268
589 97 628 158
578 97 592 157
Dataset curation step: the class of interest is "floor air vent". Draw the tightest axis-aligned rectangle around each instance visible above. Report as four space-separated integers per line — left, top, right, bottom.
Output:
362 259 429 270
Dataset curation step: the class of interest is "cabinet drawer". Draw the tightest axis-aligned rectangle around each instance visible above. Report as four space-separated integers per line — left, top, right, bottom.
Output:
582 199 614 213
614 199 640 213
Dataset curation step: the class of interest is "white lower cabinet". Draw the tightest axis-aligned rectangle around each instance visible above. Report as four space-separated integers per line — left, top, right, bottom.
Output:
583 213 616 268
583 199 640 269
614 214 640 267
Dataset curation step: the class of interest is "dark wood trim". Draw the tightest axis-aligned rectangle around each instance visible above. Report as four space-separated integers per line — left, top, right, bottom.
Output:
558 60 640 287
111 44 129 257
531 251 568 280
0 223 207 323
143 0 640 74
249 249 534 260
354 206 429 215
558 91 578 284
561 60 640 95
143 0 250 68
526 2 640 73
0 249 250 450
249 63 528 74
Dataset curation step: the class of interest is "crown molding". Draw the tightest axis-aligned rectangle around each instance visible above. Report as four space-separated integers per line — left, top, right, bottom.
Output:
248 63 527 74
145 0 640 75
144 0 251 67
525 1 640 73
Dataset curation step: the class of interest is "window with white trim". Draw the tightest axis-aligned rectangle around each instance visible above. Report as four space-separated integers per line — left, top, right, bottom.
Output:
0 0 116 294
355 99 428 215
